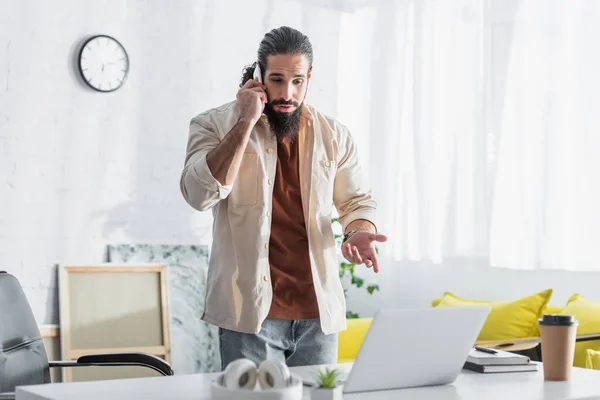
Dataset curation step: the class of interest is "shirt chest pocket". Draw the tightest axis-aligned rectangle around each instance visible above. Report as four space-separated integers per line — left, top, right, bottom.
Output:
229 153 259 206
314 159 337 208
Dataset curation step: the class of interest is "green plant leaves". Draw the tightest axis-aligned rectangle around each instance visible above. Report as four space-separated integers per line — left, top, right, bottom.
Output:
351 275 364 288
367 284 379 294
314 368 342 388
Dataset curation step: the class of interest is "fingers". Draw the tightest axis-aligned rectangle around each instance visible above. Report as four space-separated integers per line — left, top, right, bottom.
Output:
352 246 363 264
237 86 267 98
341 242 380 273
342 242 353 262
371 255 380 273
247 86 267 93
237 80 266 99
248 86 268 101
342 243 361 265
236 86 268 105
369 233 388 243
241 78 265 90
359 252 378 273
247 87 267 102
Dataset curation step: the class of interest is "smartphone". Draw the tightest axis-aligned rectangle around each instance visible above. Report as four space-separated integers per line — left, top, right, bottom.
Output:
253 63 263 84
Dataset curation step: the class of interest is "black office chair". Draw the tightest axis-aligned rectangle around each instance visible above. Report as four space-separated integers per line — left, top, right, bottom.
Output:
0 271 174 399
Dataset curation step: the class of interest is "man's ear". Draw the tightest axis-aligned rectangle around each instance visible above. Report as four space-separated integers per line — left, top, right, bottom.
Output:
307 71 312 81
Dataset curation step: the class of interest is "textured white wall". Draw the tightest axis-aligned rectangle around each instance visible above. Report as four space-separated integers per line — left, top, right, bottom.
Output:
0 0 356 324
2 0 600 327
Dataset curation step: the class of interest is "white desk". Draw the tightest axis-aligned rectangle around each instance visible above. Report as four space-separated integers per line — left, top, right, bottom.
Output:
15 362 600 400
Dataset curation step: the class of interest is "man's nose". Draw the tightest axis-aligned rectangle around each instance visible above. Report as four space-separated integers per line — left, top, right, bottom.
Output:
281 84 293 101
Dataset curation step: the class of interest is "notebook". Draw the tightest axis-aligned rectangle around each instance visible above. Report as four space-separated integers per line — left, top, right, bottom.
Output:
466 347 531 366
463 361 539 373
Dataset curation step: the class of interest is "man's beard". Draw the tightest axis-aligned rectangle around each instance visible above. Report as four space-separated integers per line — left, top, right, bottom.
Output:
263 99 303 142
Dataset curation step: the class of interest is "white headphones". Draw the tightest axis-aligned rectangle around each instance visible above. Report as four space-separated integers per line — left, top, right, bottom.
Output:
257 359 291 389
223 359 258 390
222 358 291 391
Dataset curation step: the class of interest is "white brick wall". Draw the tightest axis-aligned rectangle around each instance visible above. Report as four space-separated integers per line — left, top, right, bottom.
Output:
8 0 597 327
0 0 358 324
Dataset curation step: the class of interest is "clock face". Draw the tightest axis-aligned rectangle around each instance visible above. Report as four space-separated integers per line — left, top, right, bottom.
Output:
78 35 129 92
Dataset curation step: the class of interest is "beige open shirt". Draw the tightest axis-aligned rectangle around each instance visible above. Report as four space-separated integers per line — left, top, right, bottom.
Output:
180 101 378 335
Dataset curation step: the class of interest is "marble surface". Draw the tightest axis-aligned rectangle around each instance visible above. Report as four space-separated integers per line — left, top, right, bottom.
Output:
107 244 220 374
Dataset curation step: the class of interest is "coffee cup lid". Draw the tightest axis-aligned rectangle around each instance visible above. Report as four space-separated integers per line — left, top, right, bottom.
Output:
539 314 578 326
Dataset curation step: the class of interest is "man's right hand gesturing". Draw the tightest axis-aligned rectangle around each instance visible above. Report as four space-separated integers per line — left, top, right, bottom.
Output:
237 79 267 123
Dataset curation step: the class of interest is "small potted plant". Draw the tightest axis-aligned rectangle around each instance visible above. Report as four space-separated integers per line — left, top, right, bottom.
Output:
311 368 343 400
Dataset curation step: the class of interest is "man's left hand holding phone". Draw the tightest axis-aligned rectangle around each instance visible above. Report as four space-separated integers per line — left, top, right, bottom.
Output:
205 62 267 187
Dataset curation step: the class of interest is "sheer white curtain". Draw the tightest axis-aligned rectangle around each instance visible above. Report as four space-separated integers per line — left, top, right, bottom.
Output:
489 0 600 270
338 0 488 263
341 0 600 270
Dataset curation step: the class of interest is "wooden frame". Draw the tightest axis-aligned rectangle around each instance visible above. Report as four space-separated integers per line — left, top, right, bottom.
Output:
39 325 60 338
58 264 171 382
40 324 62 382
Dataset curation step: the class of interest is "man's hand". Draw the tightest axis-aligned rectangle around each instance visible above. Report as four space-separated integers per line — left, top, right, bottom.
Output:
341 231 388 273
236 78 267 123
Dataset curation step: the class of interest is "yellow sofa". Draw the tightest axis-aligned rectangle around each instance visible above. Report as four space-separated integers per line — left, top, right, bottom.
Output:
338 290 600 370
431 290 600 369
586 349 600 370
338 317 372 363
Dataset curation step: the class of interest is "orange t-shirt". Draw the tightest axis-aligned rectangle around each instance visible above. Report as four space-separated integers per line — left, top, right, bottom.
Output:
267 137 320 320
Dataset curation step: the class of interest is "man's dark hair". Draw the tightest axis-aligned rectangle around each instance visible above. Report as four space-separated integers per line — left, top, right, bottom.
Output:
240 26 313 87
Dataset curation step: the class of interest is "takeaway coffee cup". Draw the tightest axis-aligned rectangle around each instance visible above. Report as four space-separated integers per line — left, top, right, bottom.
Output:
538 314 579 381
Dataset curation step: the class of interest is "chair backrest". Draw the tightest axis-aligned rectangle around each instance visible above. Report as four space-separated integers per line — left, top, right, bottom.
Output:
0 272 50 392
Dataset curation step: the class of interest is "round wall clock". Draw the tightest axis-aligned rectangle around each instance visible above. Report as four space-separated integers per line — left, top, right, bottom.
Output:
78 35 129 92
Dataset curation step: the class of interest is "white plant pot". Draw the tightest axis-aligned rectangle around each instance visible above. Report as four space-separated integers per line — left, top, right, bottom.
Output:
310 386 343 400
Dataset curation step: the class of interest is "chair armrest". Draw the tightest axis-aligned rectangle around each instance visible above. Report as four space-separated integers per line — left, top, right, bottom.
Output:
0 393 15 400
575 333 600 342
49 352 173 376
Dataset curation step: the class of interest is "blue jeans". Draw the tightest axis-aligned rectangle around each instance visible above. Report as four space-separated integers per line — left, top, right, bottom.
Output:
219 318 338 370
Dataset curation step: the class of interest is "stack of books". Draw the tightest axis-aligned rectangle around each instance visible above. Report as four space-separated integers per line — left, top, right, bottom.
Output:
463 346 539 373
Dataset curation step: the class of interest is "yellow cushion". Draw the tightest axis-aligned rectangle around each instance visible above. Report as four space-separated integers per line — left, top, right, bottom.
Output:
544 305 565 314
586 349 600 370
338 318 372 363
530 305 565 336
432 289 553 341
560 294 600 368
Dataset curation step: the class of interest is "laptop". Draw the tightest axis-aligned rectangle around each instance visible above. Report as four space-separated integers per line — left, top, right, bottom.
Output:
334 305 491 394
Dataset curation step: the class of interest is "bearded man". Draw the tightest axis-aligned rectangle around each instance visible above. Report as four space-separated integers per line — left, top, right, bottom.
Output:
180 26 387 370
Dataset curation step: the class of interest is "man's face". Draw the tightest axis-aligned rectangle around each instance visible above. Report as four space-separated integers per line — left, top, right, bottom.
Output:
262 54 312 141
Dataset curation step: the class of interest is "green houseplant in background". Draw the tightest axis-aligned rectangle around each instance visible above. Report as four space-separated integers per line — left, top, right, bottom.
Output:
332 217 380 319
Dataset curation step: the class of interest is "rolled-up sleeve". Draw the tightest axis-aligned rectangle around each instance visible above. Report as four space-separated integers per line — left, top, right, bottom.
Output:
333 127 378 233
180 118 232 211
